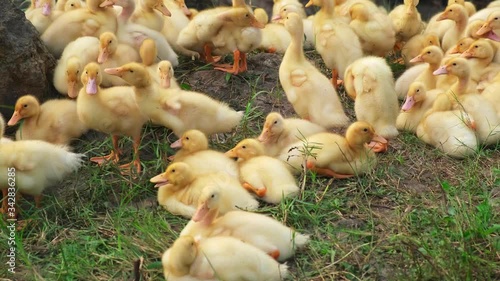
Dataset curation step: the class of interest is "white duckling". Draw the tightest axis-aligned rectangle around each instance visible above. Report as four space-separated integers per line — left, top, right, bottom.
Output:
181 189 309 261
162 235 289 281
279 12 349 128
225 138 299 203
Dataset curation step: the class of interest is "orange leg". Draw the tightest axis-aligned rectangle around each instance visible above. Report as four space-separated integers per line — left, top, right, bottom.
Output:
331 69 342 89
239 52 247 73
306 161 355 179
214 50 241 75
34 195 42 208
269 249 280 260
119 136 142 176
242 182 266 197
90 135 121 166
267 47 277 53
202 44 221 64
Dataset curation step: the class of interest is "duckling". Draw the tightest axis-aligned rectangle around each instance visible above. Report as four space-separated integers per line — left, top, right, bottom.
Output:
348 2 396 57
25 0 54 34
7 95 88 145
278 121 383 177
280 12 349 128
150 164 258 218
447 36 474 55
272 0 306 20
465 19 485 40
257 112 326 157
55 0 81 11
476 11 500 41
162 235 288 280
460 38 500 85
272 3 315 50
401 33 440 66
437 4 469 52
489 1 500 8
225 139 299 203
481 72 500 119
104 63 243 137
394 63 430 100
53 36 100 98
0 114 84 216
161 0 199 58
411 45 445 90
388 0 424 47
396 82 442 132
76 62 147 174
51 0 83 18
139 38 179 89
41 0 117 57
344 56 399 148
253 8 291 53
307 0 363 88
129 0 171 32
181 190 309 261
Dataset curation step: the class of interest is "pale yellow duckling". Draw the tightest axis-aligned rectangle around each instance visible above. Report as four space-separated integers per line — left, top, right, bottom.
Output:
76 62 147 174
225 139 299 203
139 39 179 89
7 95 88 145
25 0 54 34
272 0 306 20
465 19 485 40
161 0 198 58
348 2 396 57
489 1 500 8
181 188 309 261
168 130 240 178
41 0 117 57
278 121 383 178
150 164 258 218
396 82 442 132
254 8 291 54
257 112 326 157
476 11 500 42
0 114 84 216
280 12 349 128
401 33 440 66
481 72 500 119
307 0 364 88
388 0 424 47
448 0 476 16
272 3 315 50
129 0 171 32
52 0 83 18
460 38 500 85
55 0 82 11
344 56 399 147
53 36 99 98
437 4 469 52
104 63 243 137
162 235 288 280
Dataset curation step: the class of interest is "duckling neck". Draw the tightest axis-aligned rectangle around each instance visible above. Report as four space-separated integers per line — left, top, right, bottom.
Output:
284 31 306 62
319 0 335 16
118 0 135 22
454 13 468 34
456 75 469 95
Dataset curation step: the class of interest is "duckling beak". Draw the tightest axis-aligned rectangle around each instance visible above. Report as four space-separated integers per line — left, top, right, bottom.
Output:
401 96 416 112
67 80 78 99
371 134 388 145
460 50 473 58
150 173 169 188
99 0 115 7
155 3 171 17
257 129 269 142
436 12 448 21
487 31 500 42
180 4 191 16
86 77 97 94
160 73 171 88
170 138 182 148
98 47 110 64
224 149 238 159
42 3 51 16
271 14 282 21
305 0 313 8
7 111 21 126
409 55 423 63
433 65 448 75
448 45 460 54
192 201 209 222
104 67 124 76
476 22 491 36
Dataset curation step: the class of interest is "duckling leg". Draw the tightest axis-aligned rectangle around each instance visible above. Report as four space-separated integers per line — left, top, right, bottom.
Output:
306 161 355 179
214 50 241 75
269 249 280 260
331 69 342 89
118 136 142 175
34 195 42 208
90 135 121 166
202 44 221 63
242 182 267 197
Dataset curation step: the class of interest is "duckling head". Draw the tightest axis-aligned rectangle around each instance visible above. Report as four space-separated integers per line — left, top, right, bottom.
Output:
139 38 157 66
401 82 426 112
283 12 303 37
66 57 82 98
425 34 441 48
467 20 485 39
225 138 265 160
170 130 208 152
7 95 40 126
218 7 264 29
433 57 470 78
192 185 221 222
461 39 494 59
349 3 369 22
143 0 171 16
410 45 443 64
173 0 191 16
98 32 118 63
164 236 198 276
346 121 386 149
476 11 500 41
448 37 474 54
273 3 302 21
254 8 268 25
81 62 102 95
152 162 193 188
64 0 82 11
157 61 174 89
258 112 285 143
104 62 151 88
437 4 466 22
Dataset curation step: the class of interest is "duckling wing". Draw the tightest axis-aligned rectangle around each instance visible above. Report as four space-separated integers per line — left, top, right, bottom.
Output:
290 69 307 87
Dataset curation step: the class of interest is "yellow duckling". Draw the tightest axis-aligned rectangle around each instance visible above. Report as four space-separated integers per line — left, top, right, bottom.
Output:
161 0 198 58
41 0 117 57
401 33 440 66
225 138 299 203
489 1 500 8
52 0 83 18
129 0 171 32
139 39 179 89
76 62 147 174
272 3 315 50
257 112 326 157
388 0 424 47
150 164 258 218
410 45 445 91
104 63 243 137
7 95 88 145
436 4 469 52
447 36 474 55
0 114 84 216
306 0 363 88
280 12 349 128
460 38 500 85
253 8 291 54
278 121 383 178
53 36 100 98
448 0 476 16
25 0 54 34
272 0 306 20
181 188 309 261
162 235 288 280
344 56 399 147
396 82 442 132
481 72 500 119
465 19 485 40
348 2 396 57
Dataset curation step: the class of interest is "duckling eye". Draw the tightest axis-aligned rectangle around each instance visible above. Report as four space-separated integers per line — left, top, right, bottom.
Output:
449 9 453 12
427 51 431 54
211 194 215 198
474 45 478 48
129 70 134 73
171 169 175 173
273 120 278 124
242 145 246 149
245 13 249 18
416 89 420 92
363 128 368 132
71 3 74 6
85 71 88 74
185 137 189 140
23 104 28 108
76 70 79 74
452 63 457 66
108 40 112 44
495 17 499 20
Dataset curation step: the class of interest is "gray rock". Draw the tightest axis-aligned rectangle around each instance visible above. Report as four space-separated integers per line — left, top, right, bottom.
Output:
0 0 57 132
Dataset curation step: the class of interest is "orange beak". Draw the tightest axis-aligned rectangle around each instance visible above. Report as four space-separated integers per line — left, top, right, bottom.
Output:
460 50 473 58
104 67 124 76
98 47 109 64
224 149 238 158
67 80 78 98
476 22 491 36
150 173 169 187
180 4 190 16
257 129 270 142
409 55 423 63
436 12 448 21
371 134 388 145
99 0 115 7
7 111 22 126
448 45 459 54
160 73 171 88
305 0 313 8
192 201 209 222
155 3 171 17
170 138 182 148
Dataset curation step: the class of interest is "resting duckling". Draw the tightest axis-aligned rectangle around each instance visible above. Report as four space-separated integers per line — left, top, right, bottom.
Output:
460 38 500 86
344 56 399 150
129 0 171 32
401 33 440 66
280 12 349 128
476 11 500 41
25 0 54 34
396 82 442 132
348 2 396 57
53 36 99 97
225 138 299 203
162 235 288 281
181 188 309 261
7 95 88 145
105 63 242 136
388 0 424 47
481 72 500 119
257 112 326 157
278 121 383 178
41 0 117 57
0 114 84 216
76 62 147 174
411 46 445 91
169 130 240 178
307 0 363 88
437 4 469 52
150 164 258 218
